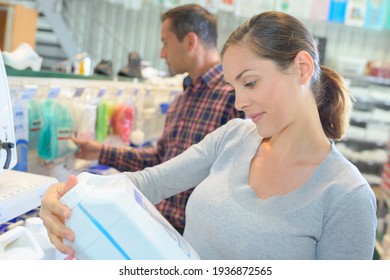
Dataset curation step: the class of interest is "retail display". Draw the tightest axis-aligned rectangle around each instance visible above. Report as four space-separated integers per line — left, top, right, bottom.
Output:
328 0 348 23
95 99 116 142
68 100 97 140
112 103 134 145
28 99 43 150
118 52 142 79
0 216 65 260
0 169 58 225
364 0 389 30
11 93 29 171
72 52 92 75
0 226 44 260
345 0 367 27
334 76 390 259
37 99 77 161
0 55 17 171
2 43 42 71
2 0 390 261
336 83 390 186
24 217 61 260
93 60 113 76
0 54 58 258
61 172 200 260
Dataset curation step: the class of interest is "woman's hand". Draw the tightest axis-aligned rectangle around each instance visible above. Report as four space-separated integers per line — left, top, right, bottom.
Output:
39 175 78 257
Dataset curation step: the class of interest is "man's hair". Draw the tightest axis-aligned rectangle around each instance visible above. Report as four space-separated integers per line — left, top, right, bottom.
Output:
161 4 217 48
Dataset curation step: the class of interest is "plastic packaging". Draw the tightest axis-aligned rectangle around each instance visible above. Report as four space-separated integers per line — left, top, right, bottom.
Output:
61 172 201 260
24 217 57 260
68 101 97 141
95 100 116 142
28 99 43 150
0 226 44 260
11 96 29 171
112 104 134 144
38 99 77 161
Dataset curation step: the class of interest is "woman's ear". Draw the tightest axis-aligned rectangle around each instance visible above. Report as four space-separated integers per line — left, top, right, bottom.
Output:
294 51 314 85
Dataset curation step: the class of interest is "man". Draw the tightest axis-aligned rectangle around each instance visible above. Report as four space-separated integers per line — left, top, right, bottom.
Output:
73 4 245 233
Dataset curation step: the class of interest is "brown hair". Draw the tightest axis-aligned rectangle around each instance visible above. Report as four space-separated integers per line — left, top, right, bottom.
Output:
221 11 352 141
161 4 218 49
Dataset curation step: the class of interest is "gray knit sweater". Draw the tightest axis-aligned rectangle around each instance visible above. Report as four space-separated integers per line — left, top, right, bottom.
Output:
125 118 377 259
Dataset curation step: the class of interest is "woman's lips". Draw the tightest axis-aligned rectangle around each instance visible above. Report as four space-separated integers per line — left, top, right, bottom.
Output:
247 112 265 122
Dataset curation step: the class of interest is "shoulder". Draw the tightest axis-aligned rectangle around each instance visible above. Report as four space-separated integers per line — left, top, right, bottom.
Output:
318 145 376 210
225 118 254 129
330 147 370 191
211 118 258 147
222 118 255 133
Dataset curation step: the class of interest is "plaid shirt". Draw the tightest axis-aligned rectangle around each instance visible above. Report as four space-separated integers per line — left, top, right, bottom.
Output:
99 63 245 229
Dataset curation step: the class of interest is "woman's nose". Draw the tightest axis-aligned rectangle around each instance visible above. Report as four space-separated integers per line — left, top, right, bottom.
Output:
234 91 249 111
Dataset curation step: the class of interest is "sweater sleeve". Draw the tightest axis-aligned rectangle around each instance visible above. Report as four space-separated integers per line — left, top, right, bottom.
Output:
122 120 232 204
317 184 377 259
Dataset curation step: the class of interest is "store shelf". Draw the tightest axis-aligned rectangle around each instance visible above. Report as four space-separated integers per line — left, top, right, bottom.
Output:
361 76 390 87
338 78 390 190
0 170 57 224
346 74 390 87
5 66 111 80
341 138 387 150
5 66 147 84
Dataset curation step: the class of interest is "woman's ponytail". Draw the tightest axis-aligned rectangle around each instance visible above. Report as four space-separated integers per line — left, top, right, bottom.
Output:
315 65 353 141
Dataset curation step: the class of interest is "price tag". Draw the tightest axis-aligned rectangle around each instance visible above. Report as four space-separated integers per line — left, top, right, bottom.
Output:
74 87 85 97
116 88 123 96
98 88 107 97
21 86 38 100
48 87 60 99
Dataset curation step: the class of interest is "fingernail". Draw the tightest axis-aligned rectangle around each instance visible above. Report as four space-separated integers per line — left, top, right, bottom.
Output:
62 208 70 219
65 233 74 242
65 250 74 258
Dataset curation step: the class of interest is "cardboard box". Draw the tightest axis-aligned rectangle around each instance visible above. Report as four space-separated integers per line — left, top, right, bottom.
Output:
0 2 38 51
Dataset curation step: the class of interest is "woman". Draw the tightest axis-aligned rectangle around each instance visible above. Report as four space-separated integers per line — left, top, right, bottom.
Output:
40 11 377 259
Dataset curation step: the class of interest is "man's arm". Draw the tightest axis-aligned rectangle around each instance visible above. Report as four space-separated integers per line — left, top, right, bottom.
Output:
99 144 162 172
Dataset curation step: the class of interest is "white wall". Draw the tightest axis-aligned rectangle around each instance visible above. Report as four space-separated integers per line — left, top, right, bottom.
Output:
65 0 390 74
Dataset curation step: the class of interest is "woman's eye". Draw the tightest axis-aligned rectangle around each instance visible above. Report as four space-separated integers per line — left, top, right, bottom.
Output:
244 81 256 88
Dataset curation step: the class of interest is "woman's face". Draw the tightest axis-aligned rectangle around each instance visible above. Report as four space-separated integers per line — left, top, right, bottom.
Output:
222 45 303 138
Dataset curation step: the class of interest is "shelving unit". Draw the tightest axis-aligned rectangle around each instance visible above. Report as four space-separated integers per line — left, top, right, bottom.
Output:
4 69 181 183
0 170 57 224
338 75 390 260
336 76 390 187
